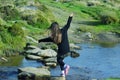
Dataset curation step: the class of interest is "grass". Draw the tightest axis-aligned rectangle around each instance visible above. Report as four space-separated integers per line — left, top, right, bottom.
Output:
106 78 120 80
77 23 120 34
40 0 120 34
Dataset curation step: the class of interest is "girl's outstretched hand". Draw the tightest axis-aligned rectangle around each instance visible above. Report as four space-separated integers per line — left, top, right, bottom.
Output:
70 13 73 17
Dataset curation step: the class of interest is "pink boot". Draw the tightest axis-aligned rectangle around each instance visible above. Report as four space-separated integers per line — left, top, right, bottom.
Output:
64 64 70 75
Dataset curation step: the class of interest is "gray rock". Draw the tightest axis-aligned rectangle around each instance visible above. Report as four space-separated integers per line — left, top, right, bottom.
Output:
24 45 41 55
45 62 57 67
25 48 41 55
42 57 57 67
18 67 66 80
26 55 43 60
50 76 66 80
85 32 93 39
44 57 57 63
70 50 80 58
18 67 50 79
35 76 65 80
0 57 8 62
37 49 57 58
70 43 81 50
18 72 35 80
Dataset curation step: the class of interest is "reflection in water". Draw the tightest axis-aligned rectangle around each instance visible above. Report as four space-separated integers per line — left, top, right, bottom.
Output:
0 55 42 67
0 56 24 66
20 58 43 67
94 41 117 48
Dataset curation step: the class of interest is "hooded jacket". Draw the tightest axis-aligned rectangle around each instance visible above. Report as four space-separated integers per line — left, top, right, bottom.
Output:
38 16 73 56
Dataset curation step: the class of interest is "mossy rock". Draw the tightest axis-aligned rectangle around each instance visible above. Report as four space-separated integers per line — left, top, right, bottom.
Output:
38 43 57 51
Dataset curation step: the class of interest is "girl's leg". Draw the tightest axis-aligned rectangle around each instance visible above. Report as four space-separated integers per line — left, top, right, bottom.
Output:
57 55 70 76
57 56 65 71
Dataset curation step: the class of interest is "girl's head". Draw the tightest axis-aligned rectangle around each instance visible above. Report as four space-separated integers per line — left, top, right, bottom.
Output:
48 22 62 44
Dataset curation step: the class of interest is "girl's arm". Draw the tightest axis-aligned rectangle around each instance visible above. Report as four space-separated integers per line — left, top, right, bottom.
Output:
62 13 73 31
38 37 53 43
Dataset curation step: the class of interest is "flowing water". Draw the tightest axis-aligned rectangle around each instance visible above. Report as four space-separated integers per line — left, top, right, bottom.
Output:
52 43 120 80
0 58 42 80
0 43 120 80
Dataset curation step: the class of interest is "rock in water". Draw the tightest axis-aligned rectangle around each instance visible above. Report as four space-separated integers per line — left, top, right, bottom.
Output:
18 67 50 80
50 76 66 80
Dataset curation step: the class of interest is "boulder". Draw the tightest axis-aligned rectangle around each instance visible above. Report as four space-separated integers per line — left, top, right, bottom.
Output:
18 67 66 80
24 45 41 55
41 57 57 67
25 55 43 60
25 48 41 55
37 49 57 58
70 43 81 50
18 67 50 80
35 76 66 80
44 57 57 63
0 57 8 62
26 45 40 50
70 50 80 58
50 76 65 80
45 62 57 67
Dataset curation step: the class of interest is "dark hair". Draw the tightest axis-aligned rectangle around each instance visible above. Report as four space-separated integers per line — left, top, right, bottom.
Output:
49 22 59 29
49 22 62 44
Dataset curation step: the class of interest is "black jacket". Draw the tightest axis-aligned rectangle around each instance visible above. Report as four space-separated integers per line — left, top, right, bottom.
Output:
38 16 73 56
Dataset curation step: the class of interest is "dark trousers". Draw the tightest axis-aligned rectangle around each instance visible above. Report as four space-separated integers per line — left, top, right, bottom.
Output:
57 56 65 70
57 53 70 70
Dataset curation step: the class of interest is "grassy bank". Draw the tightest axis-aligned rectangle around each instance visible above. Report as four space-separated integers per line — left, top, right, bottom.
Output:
0 0 54 56
40 0 120 34
106 78 120 80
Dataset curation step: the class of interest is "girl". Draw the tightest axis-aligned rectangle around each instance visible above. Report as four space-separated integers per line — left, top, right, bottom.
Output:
38 13 73 77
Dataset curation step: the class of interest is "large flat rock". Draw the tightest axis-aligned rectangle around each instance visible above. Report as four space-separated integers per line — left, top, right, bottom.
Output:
18 67 50 80
18 67 66 80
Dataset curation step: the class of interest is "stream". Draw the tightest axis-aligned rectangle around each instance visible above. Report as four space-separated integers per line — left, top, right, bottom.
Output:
65 43 120 80
0 43 120 80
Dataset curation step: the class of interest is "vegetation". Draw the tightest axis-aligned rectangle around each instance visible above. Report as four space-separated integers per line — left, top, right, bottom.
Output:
99 11 119 24
40 0 120 34
0 0 120 56
106 78 120 80
0 0 54 56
